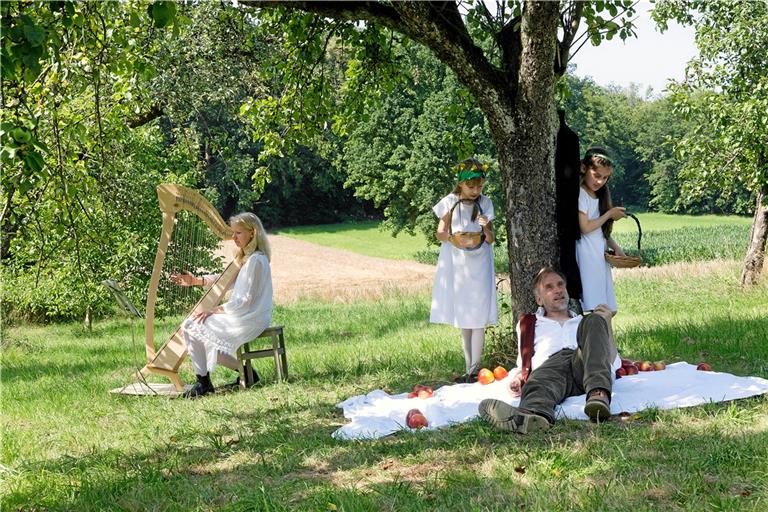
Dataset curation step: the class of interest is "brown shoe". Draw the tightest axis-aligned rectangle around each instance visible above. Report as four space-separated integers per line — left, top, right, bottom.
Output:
584 388 611 421
478 399 551 434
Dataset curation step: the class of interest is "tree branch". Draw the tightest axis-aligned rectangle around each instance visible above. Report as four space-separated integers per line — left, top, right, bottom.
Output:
127 103 165 128
555 0 583 76
245 0 512 131
498 14 522 90
240 1 402 26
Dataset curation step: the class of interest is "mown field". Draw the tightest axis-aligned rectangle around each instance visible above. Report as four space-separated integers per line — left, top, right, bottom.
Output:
277 213 753 272
3 215 768 511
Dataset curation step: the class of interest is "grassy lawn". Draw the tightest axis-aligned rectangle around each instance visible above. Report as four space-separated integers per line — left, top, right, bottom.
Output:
3 261 768 511
275 221 429 261
610 212 752 234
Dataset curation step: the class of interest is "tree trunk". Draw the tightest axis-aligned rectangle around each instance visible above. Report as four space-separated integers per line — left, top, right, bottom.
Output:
741 183 768 286
498 1 560 316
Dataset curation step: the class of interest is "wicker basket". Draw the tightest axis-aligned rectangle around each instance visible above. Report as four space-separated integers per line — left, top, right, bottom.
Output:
604 213 642 268
450 231 484 250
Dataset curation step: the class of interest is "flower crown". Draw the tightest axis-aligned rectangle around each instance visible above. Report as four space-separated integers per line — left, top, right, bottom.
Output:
453 160 489 182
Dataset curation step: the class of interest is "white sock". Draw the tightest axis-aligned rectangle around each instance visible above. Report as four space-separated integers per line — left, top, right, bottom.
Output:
469 328 485 374
461 328 473 373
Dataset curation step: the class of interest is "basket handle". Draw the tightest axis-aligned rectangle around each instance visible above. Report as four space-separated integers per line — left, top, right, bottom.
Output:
627 212 642 255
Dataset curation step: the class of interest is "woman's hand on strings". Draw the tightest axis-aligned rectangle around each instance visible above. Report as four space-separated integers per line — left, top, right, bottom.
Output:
170 271 198 287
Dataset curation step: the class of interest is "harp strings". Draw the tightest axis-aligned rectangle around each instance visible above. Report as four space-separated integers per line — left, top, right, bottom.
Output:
154 212 210 346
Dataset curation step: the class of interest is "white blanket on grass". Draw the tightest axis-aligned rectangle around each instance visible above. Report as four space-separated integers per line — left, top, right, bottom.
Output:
332 362 768 440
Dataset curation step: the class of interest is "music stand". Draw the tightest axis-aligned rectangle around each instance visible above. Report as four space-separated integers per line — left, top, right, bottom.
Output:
102 279 143 319
105 279 178 396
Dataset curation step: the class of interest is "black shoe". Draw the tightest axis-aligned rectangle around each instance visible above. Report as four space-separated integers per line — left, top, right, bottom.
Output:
453 372 478 384
226 369 260 389
183 373 214 399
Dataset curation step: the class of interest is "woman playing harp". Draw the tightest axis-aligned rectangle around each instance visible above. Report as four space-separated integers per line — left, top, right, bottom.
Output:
171 212 273 398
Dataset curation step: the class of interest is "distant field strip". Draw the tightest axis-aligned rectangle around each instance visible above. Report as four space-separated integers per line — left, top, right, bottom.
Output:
277 214 752 269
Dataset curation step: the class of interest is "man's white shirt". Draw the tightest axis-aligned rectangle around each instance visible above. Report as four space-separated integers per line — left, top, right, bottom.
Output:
512 307 620 377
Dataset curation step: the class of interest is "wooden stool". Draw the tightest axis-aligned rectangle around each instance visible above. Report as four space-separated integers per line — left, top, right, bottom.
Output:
236 325 287 388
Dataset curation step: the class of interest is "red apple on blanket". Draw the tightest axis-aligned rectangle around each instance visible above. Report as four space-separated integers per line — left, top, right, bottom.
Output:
493 366 509 380
697 362 712 371
406 408 429 429
417 389 433 399
625 365 639 376
653 361 667 371
621 358 634 368
637 361 654 372
477 368 495 385
410 384 433 398
615 367 627 379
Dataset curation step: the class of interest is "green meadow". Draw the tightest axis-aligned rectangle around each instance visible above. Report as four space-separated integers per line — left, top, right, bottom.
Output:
3 215 768 511
278 213 753 272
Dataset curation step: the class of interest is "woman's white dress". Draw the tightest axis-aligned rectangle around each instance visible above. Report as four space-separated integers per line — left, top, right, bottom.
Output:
430 193 498 329
182 251 272 373
575 187 617 311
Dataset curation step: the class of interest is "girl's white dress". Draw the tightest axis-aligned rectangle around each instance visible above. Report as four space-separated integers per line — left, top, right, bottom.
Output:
576 187 617 311
182 251 272 373
430 193 498 329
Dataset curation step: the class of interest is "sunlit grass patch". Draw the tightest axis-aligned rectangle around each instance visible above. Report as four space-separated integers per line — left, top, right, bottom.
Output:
2 260 767 510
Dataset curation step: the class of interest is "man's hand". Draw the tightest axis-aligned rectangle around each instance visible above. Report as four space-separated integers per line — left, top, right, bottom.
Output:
509 373 524 397
592 304 614 322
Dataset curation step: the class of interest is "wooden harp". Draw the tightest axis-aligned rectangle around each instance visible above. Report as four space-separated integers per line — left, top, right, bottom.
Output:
139 184 242 391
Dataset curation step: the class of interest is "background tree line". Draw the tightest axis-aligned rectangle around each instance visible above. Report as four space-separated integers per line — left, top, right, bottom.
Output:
1 0 765 324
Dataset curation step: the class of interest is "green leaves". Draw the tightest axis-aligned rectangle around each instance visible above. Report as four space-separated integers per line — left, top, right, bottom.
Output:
580 0 637 47
654 0 768 209
147 1 177 29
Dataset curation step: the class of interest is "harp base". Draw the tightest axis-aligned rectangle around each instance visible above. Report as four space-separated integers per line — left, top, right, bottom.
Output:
139 365 186 391
110 382 192 397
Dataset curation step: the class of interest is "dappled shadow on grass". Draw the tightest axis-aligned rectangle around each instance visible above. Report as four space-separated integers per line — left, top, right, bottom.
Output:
617 314 768 378
7 394 767 511
2 341 135 385
273 299 433 349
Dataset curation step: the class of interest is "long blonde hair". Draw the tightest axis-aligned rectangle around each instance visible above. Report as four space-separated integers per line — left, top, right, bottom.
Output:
230 212 271 263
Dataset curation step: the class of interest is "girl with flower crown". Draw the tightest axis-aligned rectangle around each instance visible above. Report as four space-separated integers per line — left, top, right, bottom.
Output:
430 158 498 383
170 212 273 398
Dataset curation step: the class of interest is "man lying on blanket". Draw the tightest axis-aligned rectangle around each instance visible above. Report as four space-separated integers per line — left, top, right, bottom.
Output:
480 266 620 433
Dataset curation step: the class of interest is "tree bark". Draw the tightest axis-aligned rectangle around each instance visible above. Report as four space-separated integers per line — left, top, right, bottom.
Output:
502 1 561 315
741 183 768 286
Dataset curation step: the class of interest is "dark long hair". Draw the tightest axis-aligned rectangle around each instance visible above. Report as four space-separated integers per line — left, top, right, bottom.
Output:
581 148 614 239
